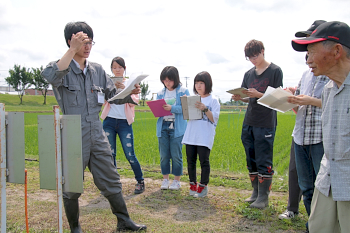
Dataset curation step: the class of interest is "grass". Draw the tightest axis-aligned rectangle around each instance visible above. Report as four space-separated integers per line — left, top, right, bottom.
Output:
5 162 308 233
0 93 58 112
1 94 307 232
21 111 295 177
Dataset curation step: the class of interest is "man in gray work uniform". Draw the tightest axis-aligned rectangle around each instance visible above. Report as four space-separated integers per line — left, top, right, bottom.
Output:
42 21 146 232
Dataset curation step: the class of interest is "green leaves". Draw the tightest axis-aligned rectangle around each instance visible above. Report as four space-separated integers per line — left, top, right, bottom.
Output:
5 65 49 105
140 81 150 106
6 64 33 104
32 66 50 104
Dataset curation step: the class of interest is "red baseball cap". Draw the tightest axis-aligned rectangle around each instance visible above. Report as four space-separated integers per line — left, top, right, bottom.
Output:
292 21 350 51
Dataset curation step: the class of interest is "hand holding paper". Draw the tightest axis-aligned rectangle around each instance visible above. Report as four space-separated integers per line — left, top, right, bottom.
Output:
257 86 298 113
287 94 321 108
180 96 202 120
163 104 172 111
226 87 248 98
147 99 173 117
108 74 148 102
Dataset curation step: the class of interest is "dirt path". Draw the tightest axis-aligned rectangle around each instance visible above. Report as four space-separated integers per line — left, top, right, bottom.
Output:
4 172 305 233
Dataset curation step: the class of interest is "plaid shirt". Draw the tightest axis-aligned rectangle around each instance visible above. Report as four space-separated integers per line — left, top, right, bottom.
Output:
292 69 329 146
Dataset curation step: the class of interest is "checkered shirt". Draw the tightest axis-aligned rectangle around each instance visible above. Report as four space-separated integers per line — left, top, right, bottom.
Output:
292 69 329 146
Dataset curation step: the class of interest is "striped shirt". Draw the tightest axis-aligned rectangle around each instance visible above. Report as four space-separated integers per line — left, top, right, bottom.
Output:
292 69 329 146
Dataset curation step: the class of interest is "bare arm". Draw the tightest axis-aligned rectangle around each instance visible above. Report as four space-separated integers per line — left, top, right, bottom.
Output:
195 101 214 123
232 95 249 103
287 95 322 108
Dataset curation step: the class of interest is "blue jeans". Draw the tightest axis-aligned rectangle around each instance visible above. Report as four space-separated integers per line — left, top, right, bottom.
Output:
158 121 183 176
103 117 143 182
294 142 324 217
241 124 276 175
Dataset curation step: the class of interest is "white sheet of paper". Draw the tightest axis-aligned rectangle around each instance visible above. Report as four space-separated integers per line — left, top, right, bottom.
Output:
257 86 298 113
107 74 148 101
187 96 202 119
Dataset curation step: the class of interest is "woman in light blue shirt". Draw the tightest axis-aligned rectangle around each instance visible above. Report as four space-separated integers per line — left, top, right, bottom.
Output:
156 66 189 190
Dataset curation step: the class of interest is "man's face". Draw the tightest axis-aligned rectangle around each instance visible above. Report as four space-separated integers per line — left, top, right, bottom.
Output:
75 38 93 59
306 42 335 76
247 49 264 67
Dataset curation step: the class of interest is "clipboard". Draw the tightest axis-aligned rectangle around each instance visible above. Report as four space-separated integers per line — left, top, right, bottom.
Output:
146 99 173 117
226 87 248 98
180 96 202 120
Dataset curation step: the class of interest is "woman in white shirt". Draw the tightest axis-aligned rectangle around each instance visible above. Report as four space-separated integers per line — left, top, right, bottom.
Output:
182 71 220 198
101 56 144 194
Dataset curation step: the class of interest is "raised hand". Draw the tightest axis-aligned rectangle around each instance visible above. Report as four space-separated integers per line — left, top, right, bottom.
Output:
70 31 89 53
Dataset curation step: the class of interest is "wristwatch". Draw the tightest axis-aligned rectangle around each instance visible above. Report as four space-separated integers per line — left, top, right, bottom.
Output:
202 107 208 112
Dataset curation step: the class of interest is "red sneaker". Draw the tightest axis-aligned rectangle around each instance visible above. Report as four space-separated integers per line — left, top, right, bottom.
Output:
189 182 197 196
194 183 208 198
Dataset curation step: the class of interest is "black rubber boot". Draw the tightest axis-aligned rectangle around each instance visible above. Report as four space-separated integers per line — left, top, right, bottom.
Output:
244 172 259 203
63 198 82 233
249 174 272 209
106 192 147 231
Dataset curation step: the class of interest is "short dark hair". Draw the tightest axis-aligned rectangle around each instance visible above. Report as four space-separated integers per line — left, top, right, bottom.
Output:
193 71 212 95
64 22 93 47
111 56 126 70
244 39 265 58
160 66 181 89
111 56 126 76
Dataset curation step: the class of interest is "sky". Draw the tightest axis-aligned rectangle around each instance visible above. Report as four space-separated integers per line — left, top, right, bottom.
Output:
1 0 350 102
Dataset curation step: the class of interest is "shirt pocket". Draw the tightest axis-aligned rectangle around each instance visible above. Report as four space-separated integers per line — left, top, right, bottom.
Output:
62 84 80 106
91 84 104 105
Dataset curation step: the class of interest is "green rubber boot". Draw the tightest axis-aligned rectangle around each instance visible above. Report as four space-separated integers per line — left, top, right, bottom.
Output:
249 174 272 209
244 172 259 203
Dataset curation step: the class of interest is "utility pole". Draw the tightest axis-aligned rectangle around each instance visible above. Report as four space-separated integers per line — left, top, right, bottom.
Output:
184 77 190 88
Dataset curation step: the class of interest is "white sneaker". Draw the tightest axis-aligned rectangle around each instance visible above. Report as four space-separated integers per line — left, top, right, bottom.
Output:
169 180 181 190
161 179 169 190
278 210 297 219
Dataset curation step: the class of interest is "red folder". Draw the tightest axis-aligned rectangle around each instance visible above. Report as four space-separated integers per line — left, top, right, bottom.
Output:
146 99 173 117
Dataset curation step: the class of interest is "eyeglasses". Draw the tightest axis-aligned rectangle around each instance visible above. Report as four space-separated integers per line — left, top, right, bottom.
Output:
84 41 95 46
246 53 260 61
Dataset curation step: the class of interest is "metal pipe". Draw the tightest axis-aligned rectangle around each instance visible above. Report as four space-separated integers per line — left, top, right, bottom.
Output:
25 169 28 233
53 106 63 233
0 103 7 232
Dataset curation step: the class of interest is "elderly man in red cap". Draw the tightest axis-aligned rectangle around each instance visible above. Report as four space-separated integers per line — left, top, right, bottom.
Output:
292 21 350 233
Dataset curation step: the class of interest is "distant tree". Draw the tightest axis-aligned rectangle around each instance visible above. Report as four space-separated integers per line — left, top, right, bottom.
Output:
140 82 150 106
32 66 50 105
5 64 33 104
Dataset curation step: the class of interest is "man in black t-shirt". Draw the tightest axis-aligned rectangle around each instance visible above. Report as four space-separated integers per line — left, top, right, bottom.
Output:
232 39 283 209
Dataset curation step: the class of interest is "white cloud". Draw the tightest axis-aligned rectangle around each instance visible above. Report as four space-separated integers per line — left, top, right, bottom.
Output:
1 0 350 102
